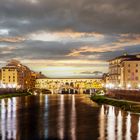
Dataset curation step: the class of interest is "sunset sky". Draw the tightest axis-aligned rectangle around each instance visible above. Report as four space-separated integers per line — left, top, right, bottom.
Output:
0 0 140 78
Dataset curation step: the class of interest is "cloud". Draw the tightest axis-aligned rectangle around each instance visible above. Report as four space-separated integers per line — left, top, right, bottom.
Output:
0 36 25 43
0 0 140 35
0 0 140 77
67 34 140 56
80 71 103 75
28 31 104 42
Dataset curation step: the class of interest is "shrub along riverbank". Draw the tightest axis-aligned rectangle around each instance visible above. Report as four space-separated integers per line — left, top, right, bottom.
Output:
0 92 32 99
90 95 140 113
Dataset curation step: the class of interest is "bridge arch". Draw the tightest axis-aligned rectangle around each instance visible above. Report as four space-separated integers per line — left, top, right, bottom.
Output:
35 78 103 94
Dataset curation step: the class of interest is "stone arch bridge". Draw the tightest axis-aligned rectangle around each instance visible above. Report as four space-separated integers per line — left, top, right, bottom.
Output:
35 78 103 94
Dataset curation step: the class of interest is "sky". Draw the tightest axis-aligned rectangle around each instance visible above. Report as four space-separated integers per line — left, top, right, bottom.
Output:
0 0 140 78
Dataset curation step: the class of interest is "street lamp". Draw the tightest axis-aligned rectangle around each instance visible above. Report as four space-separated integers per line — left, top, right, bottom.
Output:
138 84 140 89
127 84 131 89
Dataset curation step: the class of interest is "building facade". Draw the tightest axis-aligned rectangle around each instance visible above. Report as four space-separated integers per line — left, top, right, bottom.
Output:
1 60 38 90
108 54 136 87
1 66 18 88
108 54 140 89
120 59 140 89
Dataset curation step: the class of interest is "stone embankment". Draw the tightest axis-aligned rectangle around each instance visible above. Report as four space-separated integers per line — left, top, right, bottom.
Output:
106 89 140 102
0 88 32 99
91 95 140 113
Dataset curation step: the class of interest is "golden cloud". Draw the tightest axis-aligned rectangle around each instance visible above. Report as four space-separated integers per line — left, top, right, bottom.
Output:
0 36 25 43
28 30 104 41
67 34 140 56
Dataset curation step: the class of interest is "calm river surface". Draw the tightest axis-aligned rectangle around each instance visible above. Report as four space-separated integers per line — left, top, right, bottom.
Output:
0 94 140 140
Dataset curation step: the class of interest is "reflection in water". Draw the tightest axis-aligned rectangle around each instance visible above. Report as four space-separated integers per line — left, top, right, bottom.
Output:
99 105 105 140
126 112 131 140
107 106 115 140
0 95 140 140
117 110 123 140
58 95 65 140
71 95 76 140
99 105 140 140
137 118 140 140
0 98 17 140
44 95 48 138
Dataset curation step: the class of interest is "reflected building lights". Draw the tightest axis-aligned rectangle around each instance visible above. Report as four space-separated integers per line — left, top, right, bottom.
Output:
99 105 105 140
58 95 65 140
70 95 76 140
125 112 131 140
1 99 6 140
117 110 123 140
137 117 140 140
1 95 140 140
44 96 48 138
0 98 17 140
107 106 115 140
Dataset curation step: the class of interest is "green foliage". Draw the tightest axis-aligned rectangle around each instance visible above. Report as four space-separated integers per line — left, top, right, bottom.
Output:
91 95 140 113
0 92 31 99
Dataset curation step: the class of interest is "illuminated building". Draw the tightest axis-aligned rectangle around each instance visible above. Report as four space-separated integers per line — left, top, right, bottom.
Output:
108 54 140 89
1 60 35 90
35 78 103 94
120 56 140 89
1 66 18 88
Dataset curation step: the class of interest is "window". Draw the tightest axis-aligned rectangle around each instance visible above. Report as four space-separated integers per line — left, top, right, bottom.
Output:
128 69 130 73
128 64 130 67
136 64 138 67
136 69 138 73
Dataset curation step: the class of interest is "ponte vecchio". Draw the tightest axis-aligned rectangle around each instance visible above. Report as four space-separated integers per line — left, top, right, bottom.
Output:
35 78 103 94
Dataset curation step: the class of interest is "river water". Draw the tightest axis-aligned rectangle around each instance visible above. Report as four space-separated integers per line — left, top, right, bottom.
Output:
0 94 140 140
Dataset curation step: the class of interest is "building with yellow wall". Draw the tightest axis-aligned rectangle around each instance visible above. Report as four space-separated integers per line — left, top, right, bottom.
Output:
120 58 140 89
1 66 18 88
108 54 140 89
108 54 136 87
1 60 37 90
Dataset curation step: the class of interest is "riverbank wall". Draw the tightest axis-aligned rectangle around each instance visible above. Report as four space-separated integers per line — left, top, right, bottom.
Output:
91 95 140 113
106 89 140 102
0 88 17 95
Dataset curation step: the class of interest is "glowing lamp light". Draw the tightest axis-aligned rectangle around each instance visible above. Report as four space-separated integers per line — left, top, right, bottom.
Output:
101 83 104 87
127 84 131 89
105 84 109 88
138 84 140 89
8 84 12 88
2 84 6 88
105 83 115 89
118 84 122 88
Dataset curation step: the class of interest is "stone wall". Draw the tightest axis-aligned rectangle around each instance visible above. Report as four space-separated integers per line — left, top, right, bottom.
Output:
106 89 140 102
0 88 17 95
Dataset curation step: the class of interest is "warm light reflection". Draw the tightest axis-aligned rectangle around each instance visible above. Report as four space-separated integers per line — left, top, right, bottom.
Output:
107 106 115 140
126 112 131 140
70 95 76 140
0 98 17 140
44 96 48 138
58 95 65 140
117 110 123 140
137 117 140 140
99 105 105 140
98 106 140 140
